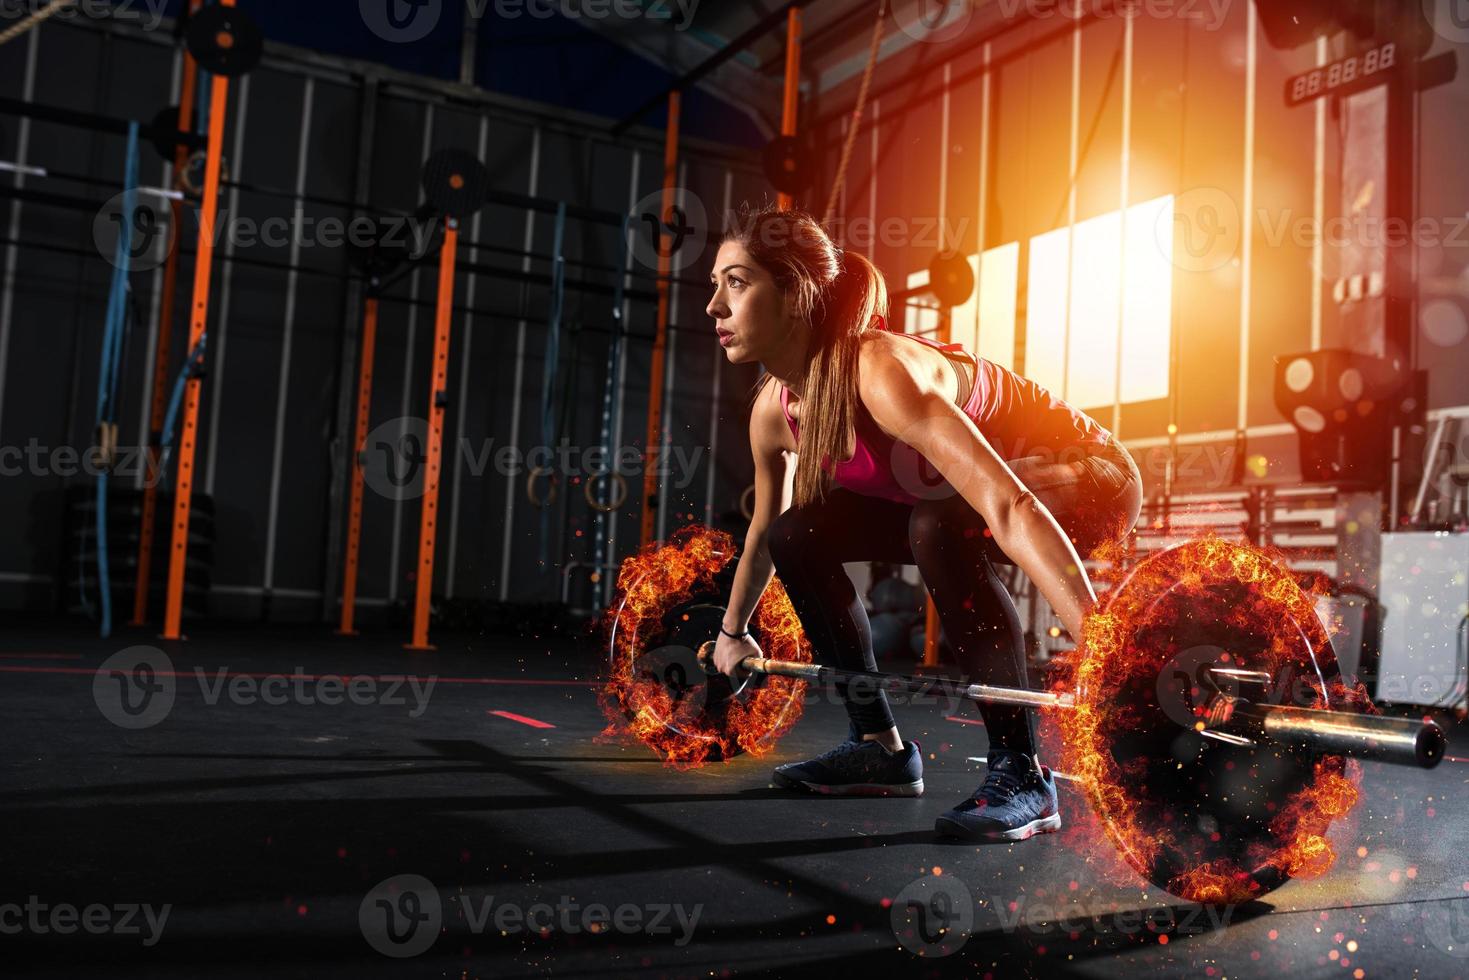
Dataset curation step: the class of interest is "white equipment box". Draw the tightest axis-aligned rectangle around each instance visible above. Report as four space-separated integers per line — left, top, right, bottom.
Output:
1376 531 1469 709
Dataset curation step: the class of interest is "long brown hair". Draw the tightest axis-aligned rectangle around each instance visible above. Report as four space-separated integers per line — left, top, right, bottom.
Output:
725 203 889 509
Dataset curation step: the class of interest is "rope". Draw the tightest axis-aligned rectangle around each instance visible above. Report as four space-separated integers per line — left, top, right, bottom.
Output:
156 333 209 485
821 0 888 227
87 121 140 638
0 0 76 47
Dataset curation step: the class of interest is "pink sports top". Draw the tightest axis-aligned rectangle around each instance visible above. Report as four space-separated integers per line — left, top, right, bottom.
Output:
778 325 1113 505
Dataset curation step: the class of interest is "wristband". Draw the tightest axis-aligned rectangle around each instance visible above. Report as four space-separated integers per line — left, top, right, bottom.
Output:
719 626 750 641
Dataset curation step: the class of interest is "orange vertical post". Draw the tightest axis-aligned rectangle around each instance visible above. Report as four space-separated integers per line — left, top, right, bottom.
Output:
777 7 802 211
922 598 942 668
132 0 203 627
337 295 379 636
405 221 459 651
163 20 233 642
639 89 680 548
922 310 953 668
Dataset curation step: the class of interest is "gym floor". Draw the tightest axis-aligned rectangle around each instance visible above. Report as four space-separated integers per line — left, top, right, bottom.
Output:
4 619 1465 978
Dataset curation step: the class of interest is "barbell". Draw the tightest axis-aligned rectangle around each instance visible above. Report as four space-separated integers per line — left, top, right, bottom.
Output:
692 648 1445 771
600 524 1451 904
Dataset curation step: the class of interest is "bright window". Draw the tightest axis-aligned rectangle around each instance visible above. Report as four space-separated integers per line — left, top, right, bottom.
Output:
905 243 1020 372
1025 194 1174 408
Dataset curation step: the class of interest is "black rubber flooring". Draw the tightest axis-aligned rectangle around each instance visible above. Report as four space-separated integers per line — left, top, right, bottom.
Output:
1 619 1466 978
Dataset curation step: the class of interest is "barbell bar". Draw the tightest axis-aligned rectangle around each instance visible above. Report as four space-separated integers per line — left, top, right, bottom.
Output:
695 644 1447 770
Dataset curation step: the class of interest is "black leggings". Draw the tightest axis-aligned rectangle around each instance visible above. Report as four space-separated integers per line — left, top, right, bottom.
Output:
764 434 1143 756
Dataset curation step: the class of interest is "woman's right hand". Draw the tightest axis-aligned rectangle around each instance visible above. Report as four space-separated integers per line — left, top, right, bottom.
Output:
712 630 762 679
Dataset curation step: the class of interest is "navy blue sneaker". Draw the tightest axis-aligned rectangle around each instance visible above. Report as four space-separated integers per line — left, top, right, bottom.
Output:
934 749 1061 841
772 739 924 797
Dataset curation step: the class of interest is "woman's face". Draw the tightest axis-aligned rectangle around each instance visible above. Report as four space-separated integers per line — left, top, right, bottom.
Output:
705 239 800 366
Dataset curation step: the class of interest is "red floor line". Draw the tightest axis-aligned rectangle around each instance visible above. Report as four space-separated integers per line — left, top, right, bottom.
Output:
945 715 985 727
488 710 556 729
0 665 597 686
1446 756 1468 764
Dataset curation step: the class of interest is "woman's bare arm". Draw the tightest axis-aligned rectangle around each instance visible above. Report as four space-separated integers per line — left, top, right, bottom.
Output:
721 382 795 636
860 344 1097 641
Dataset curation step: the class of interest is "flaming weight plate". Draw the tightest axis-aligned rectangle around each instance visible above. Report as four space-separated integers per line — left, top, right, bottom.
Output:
600 525 810 769
1064 536 1368 903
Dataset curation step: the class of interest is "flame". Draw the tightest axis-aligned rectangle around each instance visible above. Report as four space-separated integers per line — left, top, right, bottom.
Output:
598 524 810 769
1056 532 1370 902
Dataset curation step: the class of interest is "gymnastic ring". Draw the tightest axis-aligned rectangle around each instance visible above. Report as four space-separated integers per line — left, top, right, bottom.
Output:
526 465 559 508
584 471 628 513
177 150 229 198
739 483 756 521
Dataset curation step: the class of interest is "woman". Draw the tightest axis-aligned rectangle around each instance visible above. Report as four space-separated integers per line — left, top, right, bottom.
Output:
707 205 1142 842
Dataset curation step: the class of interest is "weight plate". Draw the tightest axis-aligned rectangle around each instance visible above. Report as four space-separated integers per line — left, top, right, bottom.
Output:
1064 537 1370 903
421 148 489 220
928 250 975 307
185 4 264 78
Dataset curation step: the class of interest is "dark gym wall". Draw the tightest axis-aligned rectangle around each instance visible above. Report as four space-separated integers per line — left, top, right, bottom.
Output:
0 17 769 620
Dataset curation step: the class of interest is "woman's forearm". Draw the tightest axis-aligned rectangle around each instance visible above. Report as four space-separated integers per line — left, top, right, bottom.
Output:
723 525 777 634
991 493 1097 642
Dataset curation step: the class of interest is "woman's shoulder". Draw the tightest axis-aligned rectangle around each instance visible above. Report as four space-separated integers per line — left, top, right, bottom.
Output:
750 376 796 452
856 329 939 400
